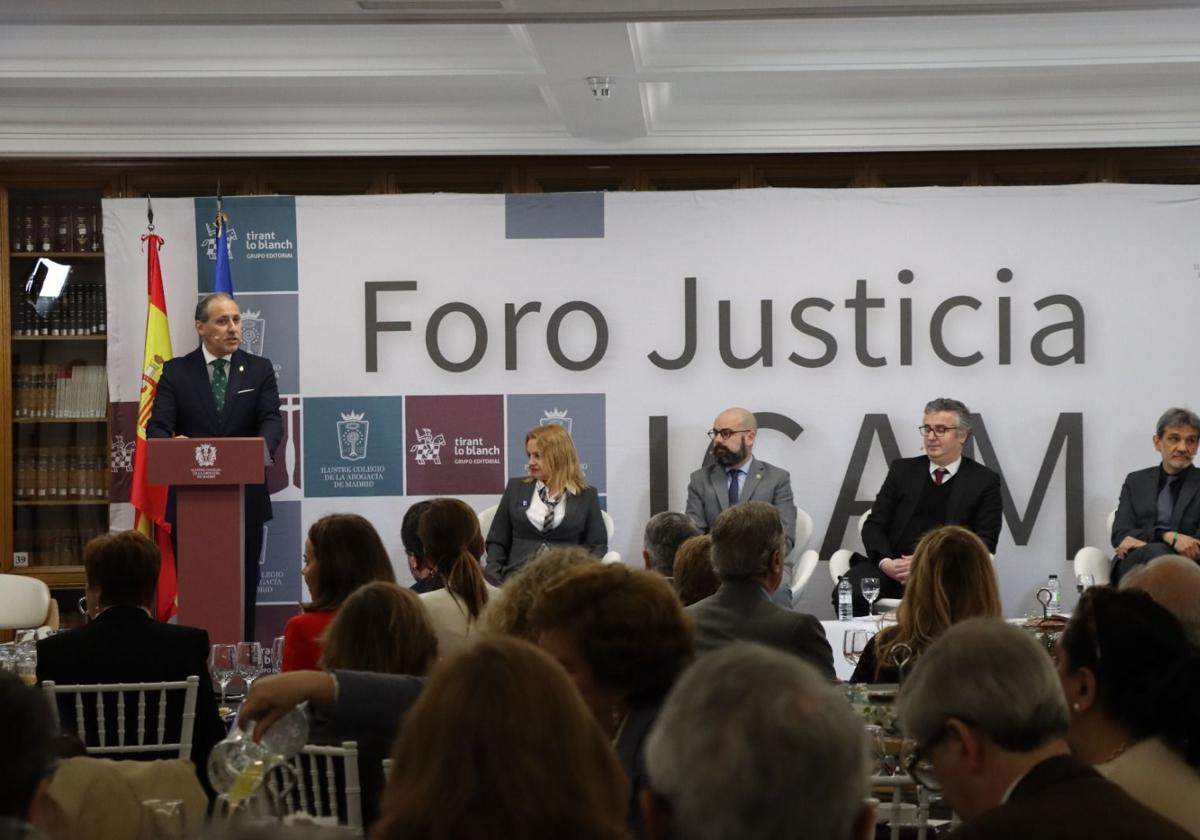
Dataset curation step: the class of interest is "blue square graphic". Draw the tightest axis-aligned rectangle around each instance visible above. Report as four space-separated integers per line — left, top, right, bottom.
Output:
303 396 405 497
195 196 299 292
506 394 606 492
505 193 605 239
258 500 301 605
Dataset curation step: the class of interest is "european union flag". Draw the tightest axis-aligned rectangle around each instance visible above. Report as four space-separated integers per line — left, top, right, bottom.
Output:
214 213 234 296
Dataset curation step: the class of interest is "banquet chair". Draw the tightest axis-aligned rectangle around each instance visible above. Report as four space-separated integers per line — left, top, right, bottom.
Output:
41 676 200 760
273 740 363 833
1071 508 1116 586
0 573 52 630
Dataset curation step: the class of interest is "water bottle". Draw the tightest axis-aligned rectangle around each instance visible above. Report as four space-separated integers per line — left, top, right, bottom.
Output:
1047 574 1061 614
837 576 854 620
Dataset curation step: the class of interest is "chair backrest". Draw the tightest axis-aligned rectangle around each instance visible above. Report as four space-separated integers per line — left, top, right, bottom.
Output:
0 573 52 630
601 509 615 541
795 508 814 554
41 676 200 760
789 550 820 601
1106 507 1116 535
477 504 498 541
278 741 363 832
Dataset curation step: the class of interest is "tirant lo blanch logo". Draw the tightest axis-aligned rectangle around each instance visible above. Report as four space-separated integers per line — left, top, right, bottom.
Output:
410 428 447 465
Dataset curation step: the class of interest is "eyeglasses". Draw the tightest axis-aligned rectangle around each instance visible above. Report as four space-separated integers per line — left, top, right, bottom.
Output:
77 596 89 617
918 425 958 437
707 428 752 441
905 730 948 791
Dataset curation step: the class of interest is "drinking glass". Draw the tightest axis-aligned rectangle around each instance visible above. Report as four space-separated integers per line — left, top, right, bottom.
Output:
236 642 263 695
861 577 881 616
842 629 869 665
1076 574 1094 595
271 636 285 674
210 644 236 706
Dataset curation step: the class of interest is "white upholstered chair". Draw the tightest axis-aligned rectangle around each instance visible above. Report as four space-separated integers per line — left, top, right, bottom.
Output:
476 503 621 565
787 509 820 602
1071 508 1116 586
0 573 52 630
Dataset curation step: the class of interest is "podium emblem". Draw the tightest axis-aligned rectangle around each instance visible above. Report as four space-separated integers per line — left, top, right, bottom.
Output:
195 443 218 467
337 411 370 461
240 309 266 356
410 428 447 465
539 408 573 434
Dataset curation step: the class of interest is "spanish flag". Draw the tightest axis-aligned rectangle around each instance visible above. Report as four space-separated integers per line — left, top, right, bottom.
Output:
132 233 177 621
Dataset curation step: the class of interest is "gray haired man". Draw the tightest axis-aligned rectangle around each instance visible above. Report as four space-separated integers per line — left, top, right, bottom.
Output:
1120 553 1200 645
642 642 873 840
642 511 701 578
896 618 1191 840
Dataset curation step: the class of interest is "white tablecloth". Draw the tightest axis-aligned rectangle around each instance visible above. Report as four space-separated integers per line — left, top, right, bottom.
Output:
821 617 882 682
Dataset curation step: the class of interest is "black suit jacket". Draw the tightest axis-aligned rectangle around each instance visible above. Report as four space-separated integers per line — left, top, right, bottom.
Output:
862 455 1002 563
146 346 282 524
948 754 1192 840
1112 464 1200 551
484 477 607 582
35 606 226 794
686 579 835 680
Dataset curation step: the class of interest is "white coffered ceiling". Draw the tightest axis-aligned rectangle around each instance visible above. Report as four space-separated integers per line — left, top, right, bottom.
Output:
0 0 1198 156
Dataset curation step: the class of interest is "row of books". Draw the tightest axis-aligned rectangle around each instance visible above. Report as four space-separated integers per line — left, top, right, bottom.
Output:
12 364 108 418
11 282 107 336
13 446 110 501
12 527 108 568
10 203 103 253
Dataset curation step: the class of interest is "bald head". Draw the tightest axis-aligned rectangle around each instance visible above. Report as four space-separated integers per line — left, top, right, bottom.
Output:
714 406 757 433
1120 555 1200 645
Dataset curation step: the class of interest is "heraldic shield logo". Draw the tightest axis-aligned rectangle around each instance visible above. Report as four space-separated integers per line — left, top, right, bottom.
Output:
303 396 404 497
194 443 218 467
240 309 266 357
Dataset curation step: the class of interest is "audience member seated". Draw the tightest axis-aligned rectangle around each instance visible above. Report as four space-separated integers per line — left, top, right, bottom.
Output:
400 500 442 594
850 525 1000 683
531 563 693 839
1056 586 1200 836
672 535 719 607
897 618 1192 840
417 498 498 657
35 530 225 796
0 672 55 839
484 424 607 583
642 511 700 578
480 546 596 641
374 637 628 840
642 643 872 840
1119 553 1200 645
321 582 438 675
283 513 395 672
687 502 834 680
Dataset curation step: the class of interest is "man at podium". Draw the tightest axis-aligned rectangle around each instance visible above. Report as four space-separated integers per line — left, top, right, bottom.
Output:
148 292 282 638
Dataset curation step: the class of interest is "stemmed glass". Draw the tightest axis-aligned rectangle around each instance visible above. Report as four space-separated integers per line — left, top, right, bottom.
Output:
210 644 236 706
236 641 263 696
843 629 869 665
271 636 285 674
1076 574 1095 595
861 577 881 616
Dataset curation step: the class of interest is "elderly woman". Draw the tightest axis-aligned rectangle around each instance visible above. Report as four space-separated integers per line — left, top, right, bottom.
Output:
484 424 607 583
531 563 693 838
1057 586 1200 836
282 513 396 672
850 525 1000 683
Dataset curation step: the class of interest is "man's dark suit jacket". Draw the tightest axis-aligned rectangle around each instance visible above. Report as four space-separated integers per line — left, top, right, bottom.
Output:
947 754 1192 840
686 579 835 680
862 455 1003 563
35 606 226 793
1111 464 1200 575
484 477 607 582
146 346 283 526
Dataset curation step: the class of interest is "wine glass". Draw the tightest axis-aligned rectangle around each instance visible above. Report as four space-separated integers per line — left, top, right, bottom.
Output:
271 636 285 674
210 644 236 706
842 629 869 665
861 577 881 616
1076 574 1094 595
236 641 263 695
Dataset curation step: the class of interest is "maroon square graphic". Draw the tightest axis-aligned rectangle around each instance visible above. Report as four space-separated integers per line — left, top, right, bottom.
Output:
405 395 506 495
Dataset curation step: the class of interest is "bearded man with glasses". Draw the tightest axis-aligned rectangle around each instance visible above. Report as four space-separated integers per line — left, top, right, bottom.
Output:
685 406 798 607
837 397 1002 616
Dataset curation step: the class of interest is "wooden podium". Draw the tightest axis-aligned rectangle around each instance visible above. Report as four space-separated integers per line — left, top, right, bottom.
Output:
147 437 267 645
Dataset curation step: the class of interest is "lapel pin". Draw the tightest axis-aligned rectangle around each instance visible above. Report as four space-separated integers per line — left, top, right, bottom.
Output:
239 365 244 372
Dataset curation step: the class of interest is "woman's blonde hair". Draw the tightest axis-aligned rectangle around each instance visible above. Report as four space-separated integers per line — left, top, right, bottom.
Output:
320 582 437 675
481 547 597 641
375 637 628 840
524 424 587 496
875 525 1001 676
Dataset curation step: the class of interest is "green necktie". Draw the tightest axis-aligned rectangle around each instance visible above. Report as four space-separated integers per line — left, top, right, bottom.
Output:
211 358 228 412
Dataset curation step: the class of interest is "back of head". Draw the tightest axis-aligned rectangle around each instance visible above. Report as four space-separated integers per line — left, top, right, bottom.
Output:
879 526 1001 668
673 534 719 607
399 500 434 561
645 643 868 840
320 582 437 676
84 530 160 610
0 672 55 820
306 512 395 611
1119 554 1200 646
524 424 587 495
643 512 701 575
376 636 627 840
1061 586 1200 763
530 564 694 707
417 497 489 618
481 546 596 641
710 501 782 581
898 618 1068 752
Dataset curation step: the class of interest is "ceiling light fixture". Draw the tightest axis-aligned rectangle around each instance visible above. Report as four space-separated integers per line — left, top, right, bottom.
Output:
586 76 615 101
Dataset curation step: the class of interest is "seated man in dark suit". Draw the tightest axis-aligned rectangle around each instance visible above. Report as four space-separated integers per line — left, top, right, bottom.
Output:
840 397 1002 616
35 531 226 796
686 502 834 680
896 619 1191 840
686 406 798 607
1111 407 1200 584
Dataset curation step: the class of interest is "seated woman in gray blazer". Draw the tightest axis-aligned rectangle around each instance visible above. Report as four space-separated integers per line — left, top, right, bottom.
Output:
485 424 608 583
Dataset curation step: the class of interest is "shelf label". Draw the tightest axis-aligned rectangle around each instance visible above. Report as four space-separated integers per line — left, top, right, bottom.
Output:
12 552 30 568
